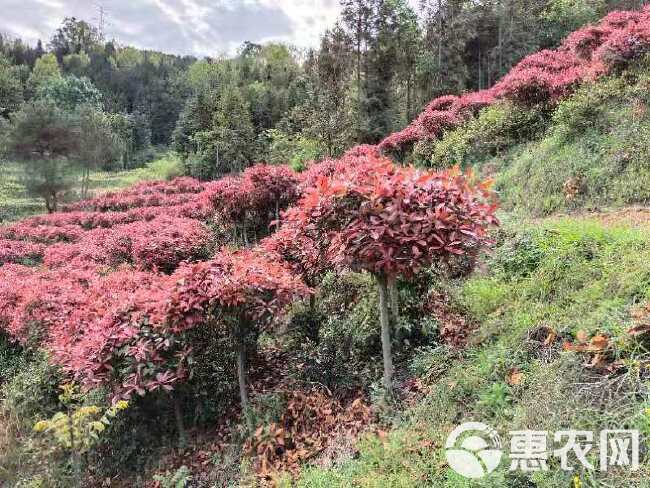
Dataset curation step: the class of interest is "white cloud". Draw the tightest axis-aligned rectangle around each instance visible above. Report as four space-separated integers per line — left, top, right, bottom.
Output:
0 0 422 57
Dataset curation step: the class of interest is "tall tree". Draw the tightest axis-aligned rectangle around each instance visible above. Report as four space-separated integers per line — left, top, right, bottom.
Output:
49 17 100 60
193 86 256 178
3 101 81 212
26 53 61 97
77 106 122 197
0 54 24 118
36 75 103 111
341 0 374 142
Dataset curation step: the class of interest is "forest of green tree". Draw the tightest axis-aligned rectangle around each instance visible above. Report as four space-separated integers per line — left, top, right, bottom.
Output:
0 0 644 184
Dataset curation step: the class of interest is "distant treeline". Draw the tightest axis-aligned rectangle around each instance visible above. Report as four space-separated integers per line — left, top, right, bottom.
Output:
0 0 644 179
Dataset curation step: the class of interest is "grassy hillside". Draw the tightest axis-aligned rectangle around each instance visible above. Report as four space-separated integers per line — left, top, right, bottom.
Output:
0 154 183 222
291 60 650 488
5 41 650 488
295 216 650 487
422 57 650 217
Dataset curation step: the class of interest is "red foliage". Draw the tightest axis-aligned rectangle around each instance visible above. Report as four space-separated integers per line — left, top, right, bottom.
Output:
242 164 300 212
167 248 310 334
1 223 85 244
594 23 650 71
43 216 211 273
45 269 184 397
379 7 650 153
64 177 205 212
64 192 198 213
261 217 325 287
0 264 94 342
563 25 613 61
492 50 585 104
270 152 403 284
203 176 251 228
378 91 494 151
203 165 300 239
0 239 45 265
285 159 498 279
0 261 191 398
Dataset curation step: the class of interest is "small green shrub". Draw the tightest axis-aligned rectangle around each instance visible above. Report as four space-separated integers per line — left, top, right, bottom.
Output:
407 345 454 383
153 465 192 488
428 102 549 169
0 333 24 384
461 278 509 318
1 352 62 426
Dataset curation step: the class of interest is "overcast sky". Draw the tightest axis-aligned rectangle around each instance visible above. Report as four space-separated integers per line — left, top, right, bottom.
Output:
0 0 421 57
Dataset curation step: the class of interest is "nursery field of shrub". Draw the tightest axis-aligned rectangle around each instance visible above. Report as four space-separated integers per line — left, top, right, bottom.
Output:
4 5 650 488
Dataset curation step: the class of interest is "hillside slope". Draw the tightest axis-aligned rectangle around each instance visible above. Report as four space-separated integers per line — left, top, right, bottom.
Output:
296 215 650 487
4 7 650 488
293 9 650 488
420 61 650 216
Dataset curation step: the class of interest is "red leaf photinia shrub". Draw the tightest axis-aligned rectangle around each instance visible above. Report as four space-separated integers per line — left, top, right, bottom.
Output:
43 216 212 273
241 164 301 232
1 223 85 244
278 156 498 391
292 162 498 278
0 239 45 265
167 248 311 333
378 7 650 153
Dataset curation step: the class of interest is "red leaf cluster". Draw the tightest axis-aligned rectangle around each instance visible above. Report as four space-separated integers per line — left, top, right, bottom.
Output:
64 177 205 212
277 154 498 279
167 248 310 334
0 239 45 265
43 216 211 273
202 164 300 239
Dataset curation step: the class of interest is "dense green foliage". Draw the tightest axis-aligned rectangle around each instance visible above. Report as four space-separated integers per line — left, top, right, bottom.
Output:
298 218 650 486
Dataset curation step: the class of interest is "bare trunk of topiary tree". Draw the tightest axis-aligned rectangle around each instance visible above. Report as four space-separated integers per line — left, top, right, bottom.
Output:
388 276 399 328
236 327 251 427
376 273 393 392
172 394 187 448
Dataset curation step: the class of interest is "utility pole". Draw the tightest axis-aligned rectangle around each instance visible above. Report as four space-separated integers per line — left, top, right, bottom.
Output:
94 2 108 41
98 5 105 40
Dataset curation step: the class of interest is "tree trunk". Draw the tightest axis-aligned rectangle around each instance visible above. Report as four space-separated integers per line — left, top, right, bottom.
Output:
406 74 412 122
388 276 400 328
172 394 187 448
356 14 362 143
376 273 393 392
236 330 250 425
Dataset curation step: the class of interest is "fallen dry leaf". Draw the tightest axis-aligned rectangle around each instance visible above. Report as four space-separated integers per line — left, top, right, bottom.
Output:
506 368 524 386
543 328 557 346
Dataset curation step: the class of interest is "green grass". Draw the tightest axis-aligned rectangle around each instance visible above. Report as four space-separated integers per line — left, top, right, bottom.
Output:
0 154 183 222
420 58 650 217
297 217 650 487
494 69 650 216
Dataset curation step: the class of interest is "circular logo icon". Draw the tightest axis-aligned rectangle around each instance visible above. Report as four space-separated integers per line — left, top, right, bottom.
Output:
445 422 503 478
